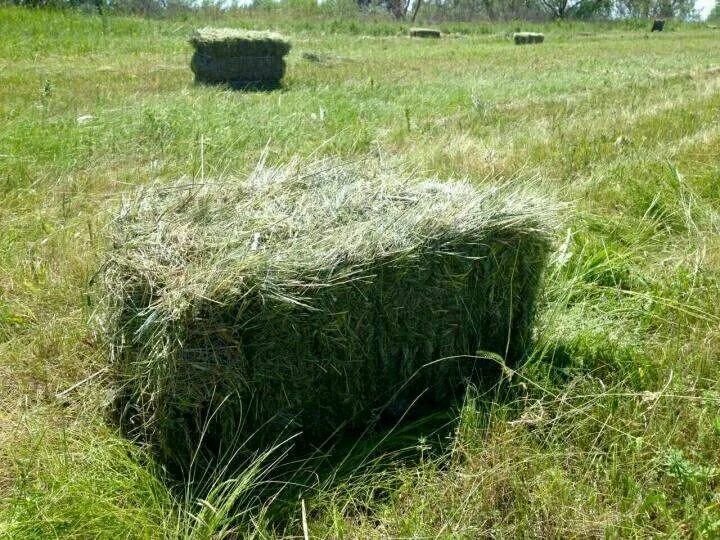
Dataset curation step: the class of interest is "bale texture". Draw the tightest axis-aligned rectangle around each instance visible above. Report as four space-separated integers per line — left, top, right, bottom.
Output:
100 161 556 469
190 28 291 57
190 53 286 86
189 28 291 87
410 27 441 38
514 32 545 45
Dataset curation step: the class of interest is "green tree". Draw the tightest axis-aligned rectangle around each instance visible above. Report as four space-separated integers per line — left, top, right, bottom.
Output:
709 1 720 20
615 0 698 18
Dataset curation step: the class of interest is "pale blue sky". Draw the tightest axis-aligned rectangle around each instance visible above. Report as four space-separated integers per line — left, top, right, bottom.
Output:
697 0 716 18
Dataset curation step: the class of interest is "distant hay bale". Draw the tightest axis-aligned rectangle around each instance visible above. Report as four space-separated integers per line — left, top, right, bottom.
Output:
99 160 556 469
189 28 291 88
513 32 545 45
301 51 322 62
410 27 441 38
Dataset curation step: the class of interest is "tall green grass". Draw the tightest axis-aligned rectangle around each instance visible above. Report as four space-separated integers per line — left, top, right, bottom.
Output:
1 6 720 537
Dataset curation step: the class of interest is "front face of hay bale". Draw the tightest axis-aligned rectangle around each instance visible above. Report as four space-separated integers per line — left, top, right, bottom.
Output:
100 163 555 470
189 28 291 87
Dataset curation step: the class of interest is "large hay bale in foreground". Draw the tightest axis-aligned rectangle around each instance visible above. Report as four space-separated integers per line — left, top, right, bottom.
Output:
100 161 555 469
513 32 545 45
189 28 291 88
410 27 441 38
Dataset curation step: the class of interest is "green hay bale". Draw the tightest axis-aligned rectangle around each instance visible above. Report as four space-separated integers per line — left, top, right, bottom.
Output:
513 32 545 45
189 28 291 87
99 161 556 469
410 27 441 38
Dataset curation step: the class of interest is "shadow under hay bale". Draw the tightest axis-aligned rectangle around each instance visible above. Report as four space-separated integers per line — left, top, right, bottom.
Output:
410 27 441 38
513 32 545 45
189 28 291 89
99 160 557 473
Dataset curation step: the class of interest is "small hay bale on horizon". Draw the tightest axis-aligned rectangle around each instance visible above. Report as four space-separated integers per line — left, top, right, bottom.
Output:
99 160 557 470
513 32 545 45
189 28 291 88
410 27 441 38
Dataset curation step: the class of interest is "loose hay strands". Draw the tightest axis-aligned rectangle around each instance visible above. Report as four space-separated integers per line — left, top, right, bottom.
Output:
98 159 558 471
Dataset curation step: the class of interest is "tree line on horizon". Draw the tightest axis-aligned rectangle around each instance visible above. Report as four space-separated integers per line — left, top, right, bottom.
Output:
2 0 714 31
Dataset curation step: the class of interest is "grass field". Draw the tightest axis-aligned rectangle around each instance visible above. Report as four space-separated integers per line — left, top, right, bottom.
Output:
1 6 720 537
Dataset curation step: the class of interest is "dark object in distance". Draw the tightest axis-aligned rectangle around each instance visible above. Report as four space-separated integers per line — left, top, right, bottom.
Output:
514 32 545 45
410 28 441 38
301 52 322 62
651 20 665 32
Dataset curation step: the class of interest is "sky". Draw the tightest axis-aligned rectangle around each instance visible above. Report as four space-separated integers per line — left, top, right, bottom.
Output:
697 0 716 18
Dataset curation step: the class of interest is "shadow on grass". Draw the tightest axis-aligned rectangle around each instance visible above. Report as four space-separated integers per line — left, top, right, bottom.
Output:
193 79 284 92
166 361 515 530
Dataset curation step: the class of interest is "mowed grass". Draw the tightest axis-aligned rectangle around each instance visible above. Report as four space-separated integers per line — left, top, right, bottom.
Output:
2 6 720 537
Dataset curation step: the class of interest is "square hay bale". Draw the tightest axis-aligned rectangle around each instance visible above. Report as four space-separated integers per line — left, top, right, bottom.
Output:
513 32 545 45
189 28 291 88
410 27 442 38
99 161 556 468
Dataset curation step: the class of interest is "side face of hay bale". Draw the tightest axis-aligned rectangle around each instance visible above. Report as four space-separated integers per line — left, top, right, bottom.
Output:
189 27 291 87
100 162 556 469
410 27 441 38
190 52 287 85
513 32 545 45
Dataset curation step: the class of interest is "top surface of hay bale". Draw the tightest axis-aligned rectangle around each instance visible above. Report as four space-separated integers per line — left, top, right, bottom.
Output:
108 163 553 293
101 160 556 467
190 27 291 57
410 27 441 38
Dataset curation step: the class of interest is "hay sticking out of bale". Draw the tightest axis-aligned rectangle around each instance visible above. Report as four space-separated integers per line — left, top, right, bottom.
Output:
99 160 556 469
514 32 545 45
410 27 441 38
189 27 291 88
